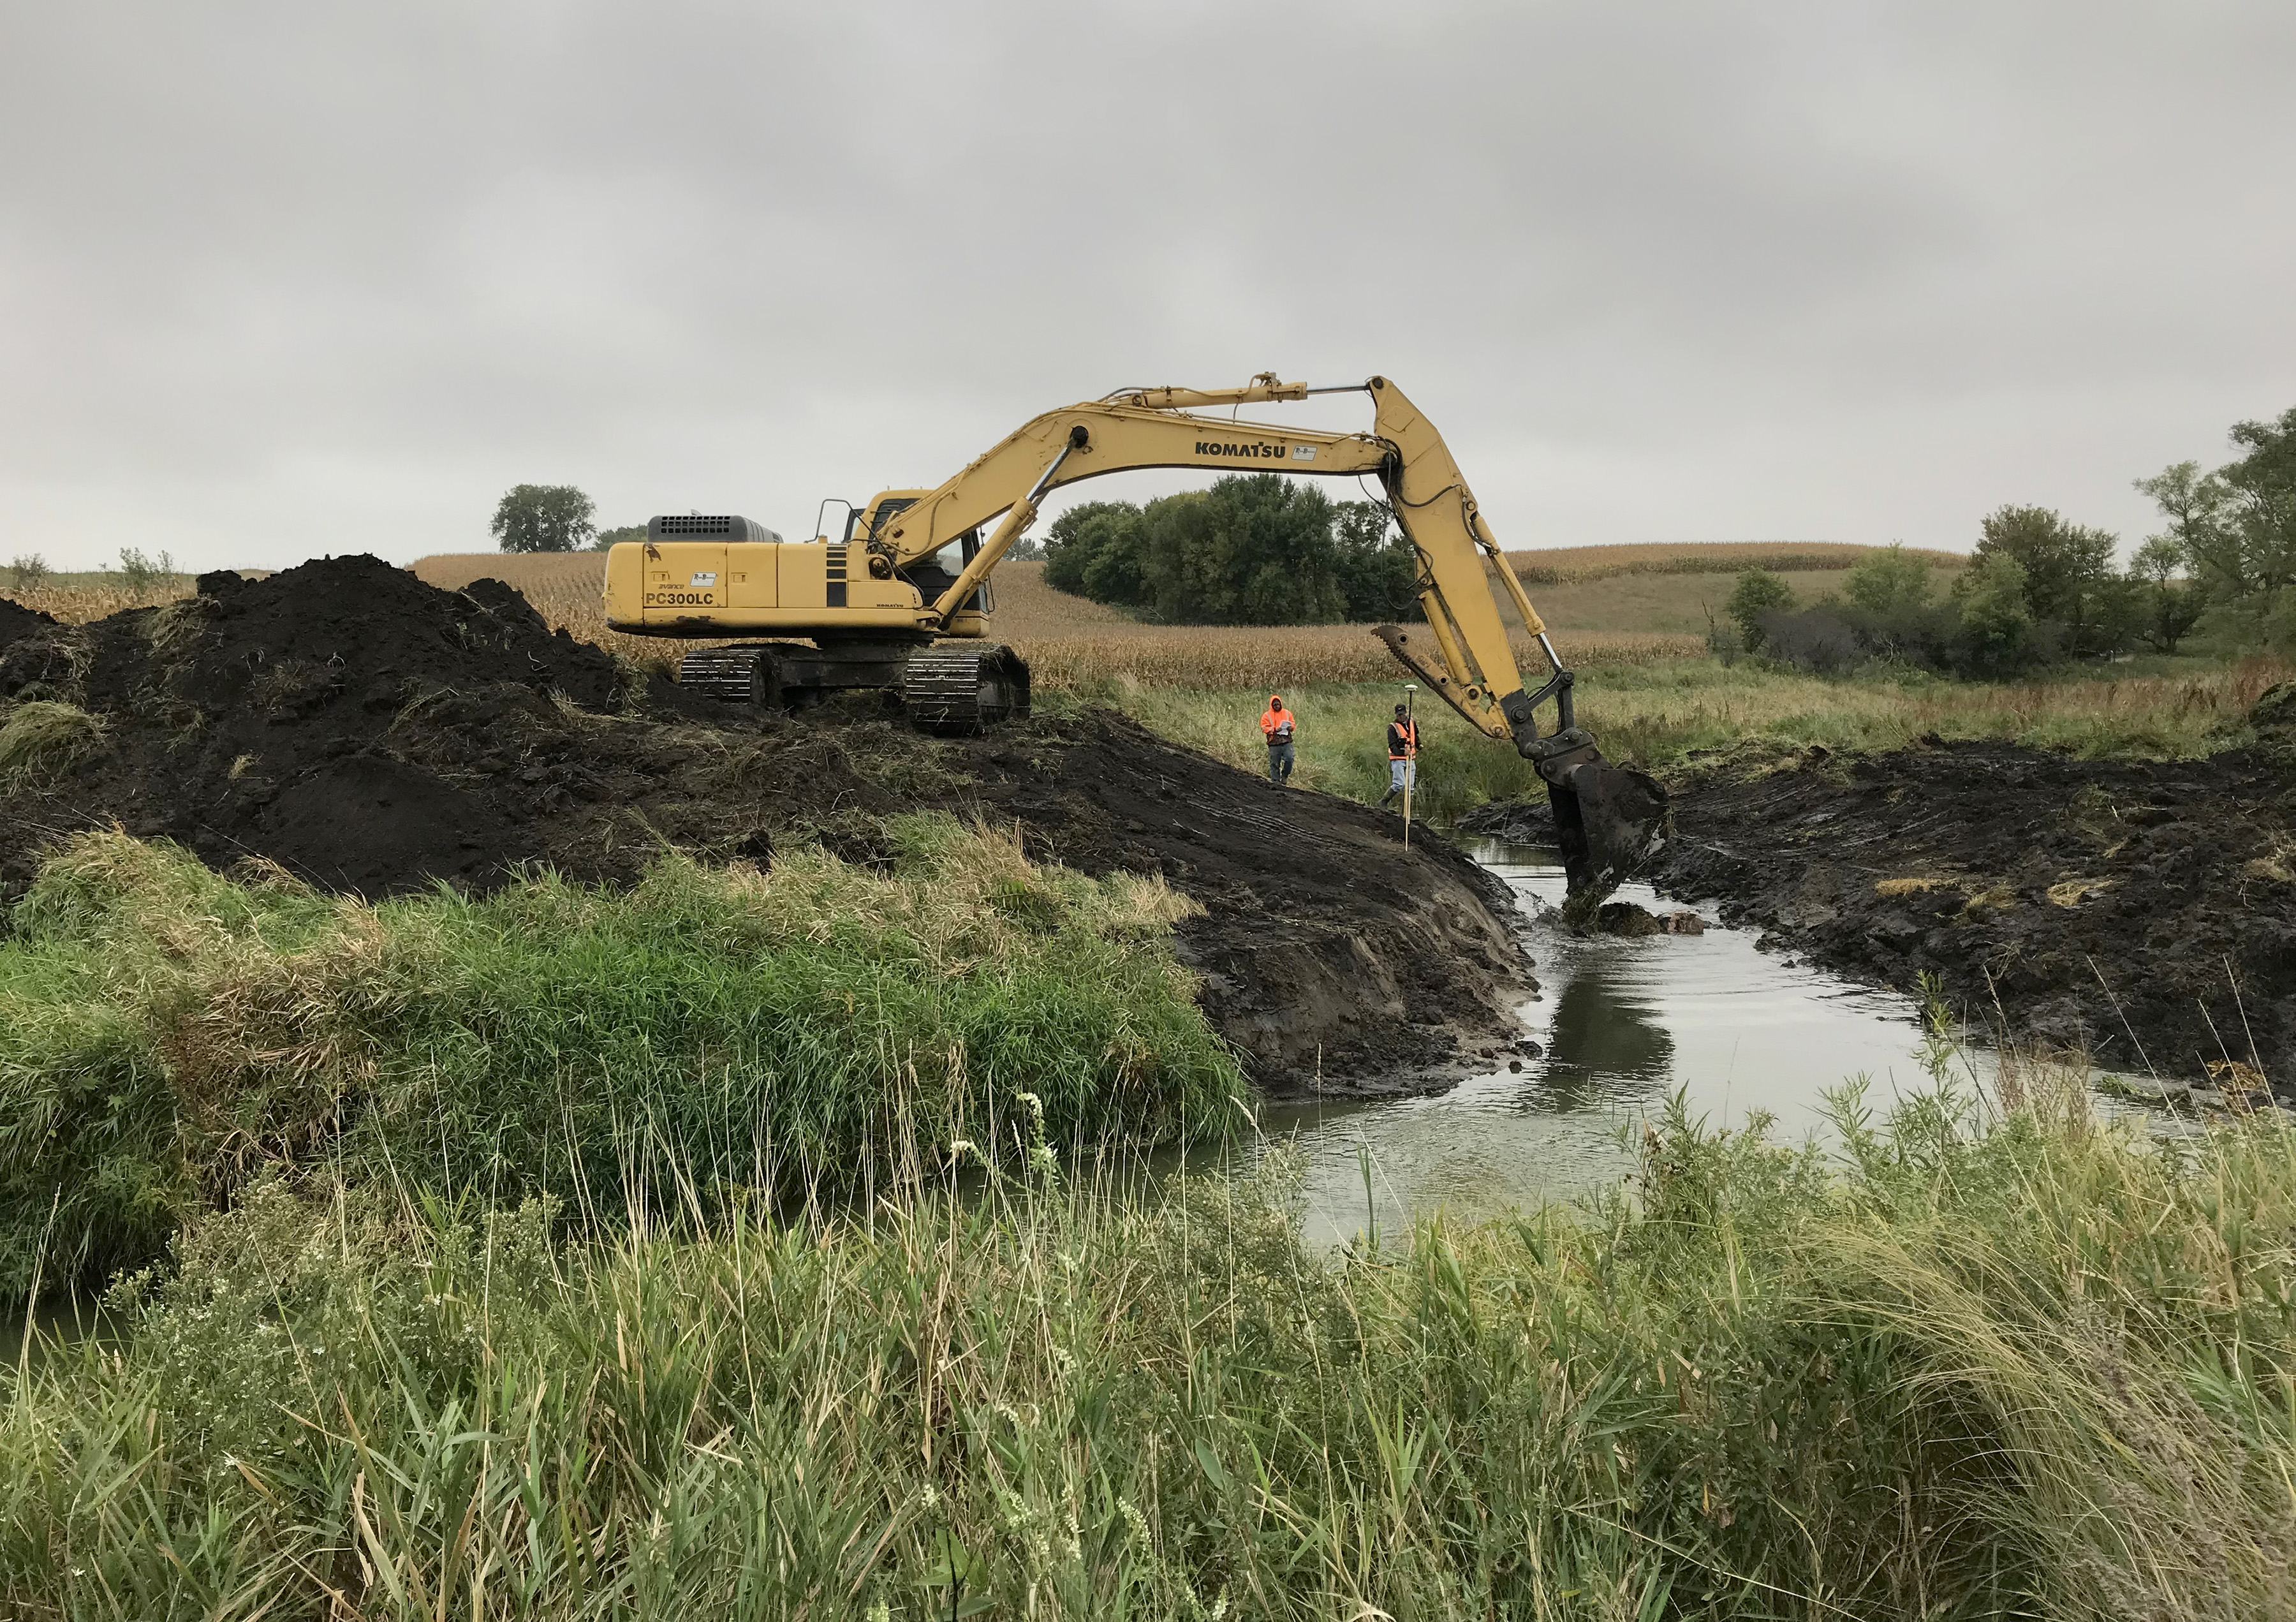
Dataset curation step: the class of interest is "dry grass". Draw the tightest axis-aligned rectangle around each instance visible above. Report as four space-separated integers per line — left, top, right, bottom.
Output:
0 702 109 790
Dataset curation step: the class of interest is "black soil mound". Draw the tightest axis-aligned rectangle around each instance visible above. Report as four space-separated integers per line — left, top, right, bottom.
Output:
0 596 57 649
1648 739 2296 1091
1 557 1535 1096
949 712 1536 1093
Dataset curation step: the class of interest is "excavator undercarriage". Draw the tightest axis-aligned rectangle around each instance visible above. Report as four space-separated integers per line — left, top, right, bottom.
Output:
674 639 1031 734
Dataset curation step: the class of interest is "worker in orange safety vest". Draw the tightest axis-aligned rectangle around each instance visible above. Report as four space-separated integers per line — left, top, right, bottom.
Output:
1378 702 1418 809
1259 694 1297 785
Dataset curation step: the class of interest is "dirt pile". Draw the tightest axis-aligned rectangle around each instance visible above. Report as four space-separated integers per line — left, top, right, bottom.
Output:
0 598 58 649
1648 739 2295 1091
1 558 1534 1096
948 712 1537 1093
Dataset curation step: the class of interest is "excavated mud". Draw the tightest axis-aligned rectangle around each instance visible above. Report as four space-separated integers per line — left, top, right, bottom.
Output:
1462 734 2296 1093
0 561 1535 1098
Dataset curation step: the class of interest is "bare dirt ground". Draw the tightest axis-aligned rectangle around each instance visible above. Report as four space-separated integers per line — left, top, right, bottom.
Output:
0 559 1536 1097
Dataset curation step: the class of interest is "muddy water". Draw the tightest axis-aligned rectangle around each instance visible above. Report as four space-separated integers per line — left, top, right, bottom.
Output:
1246 840 1948 1248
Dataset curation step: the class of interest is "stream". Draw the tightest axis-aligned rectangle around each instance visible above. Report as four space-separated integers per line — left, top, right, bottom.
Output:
1244 839 1957 1248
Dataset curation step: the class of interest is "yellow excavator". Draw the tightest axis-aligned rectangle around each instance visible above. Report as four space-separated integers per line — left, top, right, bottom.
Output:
603 374 1666 892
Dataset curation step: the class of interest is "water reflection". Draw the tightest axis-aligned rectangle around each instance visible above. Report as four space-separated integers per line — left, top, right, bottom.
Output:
1244 840 1938 1247
1540 959 1675 1103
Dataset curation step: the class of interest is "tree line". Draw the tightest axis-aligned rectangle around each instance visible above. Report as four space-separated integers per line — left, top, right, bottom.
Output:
1721 402 2295 675
1040 474 1424 625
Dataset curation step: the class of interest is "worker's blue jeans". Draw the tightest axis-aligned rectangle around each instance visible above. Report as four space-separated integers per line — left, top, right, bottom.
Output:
1266 741 1295 784
1388 758 1416 795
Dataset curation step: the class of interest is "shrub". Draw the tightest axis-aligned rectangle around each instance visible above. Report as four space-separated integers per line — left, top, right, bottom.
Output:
5 553 50 593
1725 566 1794 651
114 548 175 593
1755 605 1861 673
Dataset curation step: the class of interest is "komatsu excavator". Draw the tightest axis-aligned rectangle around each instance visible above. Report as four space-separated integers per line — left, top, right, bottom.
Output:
603 374 1667 894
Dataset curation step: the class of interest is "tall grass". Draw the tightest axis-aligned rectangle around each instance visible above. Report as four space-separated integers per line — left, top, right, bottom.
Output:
1105 655 2296 822
0 821 1242 1297
6 1081 2292 1618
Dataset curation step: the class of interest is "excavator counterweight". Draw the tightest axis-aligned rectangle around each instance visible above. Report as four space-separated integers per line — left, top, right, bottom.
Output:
603 375 1668 897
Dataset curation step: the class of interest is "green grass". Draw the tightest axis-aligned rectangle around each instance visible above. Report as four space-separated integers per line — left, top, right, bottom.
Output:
0 822 1243 1297
6 1077 2293 1618
1092 654 2292 823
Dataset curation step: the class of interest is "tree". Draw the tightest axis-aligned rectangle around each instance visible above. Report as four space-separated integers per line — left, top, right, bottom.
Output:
2137 408 2296 635
1837 542 1939 661
1328 501 1424 621
1725 568 1793 652
1952 552 2036 675
491 485 596 553
1140 475 1347 625
1843 542 1932 616
1080 504 1152 607
1039 477 1387 624
592 524 645 552
1041 501 1139 598
1971 505 2121 655
2128 534 2204 654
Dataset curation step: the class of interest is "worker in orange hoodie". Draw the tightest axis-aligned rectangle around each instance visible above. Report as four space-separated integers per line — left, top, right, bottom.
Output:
1259 694 1297 786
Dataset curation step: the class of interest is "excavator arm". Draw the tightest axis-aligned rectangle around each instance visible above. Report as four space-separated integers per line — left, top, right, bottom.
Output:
861 374 1667 892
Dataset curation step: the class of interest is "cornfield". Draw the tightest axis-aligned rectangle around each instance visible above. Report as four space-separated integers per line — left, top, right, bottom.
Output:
1503 539 1963 583
401 552 1702 688
4 580 196 624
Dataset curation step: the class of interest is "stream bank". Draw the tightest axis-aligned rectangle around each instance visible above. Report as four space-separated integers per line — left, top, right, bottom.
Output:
1469 723 2296 1096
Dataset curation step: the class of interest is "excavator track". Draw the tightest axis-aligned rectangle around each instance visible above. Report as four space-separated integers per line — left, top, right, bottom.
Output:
902 644 1031 735
676 644 781 705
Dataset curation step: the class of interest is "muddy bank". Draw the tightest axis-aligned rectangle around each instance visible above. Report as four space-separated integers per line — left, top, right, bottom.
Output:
0 564 1534 1098
1634 737 2295 1092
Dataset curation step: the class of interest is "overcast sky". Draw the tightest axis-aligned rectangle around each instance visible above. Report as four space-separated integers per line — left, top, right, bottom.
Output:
4 1 2292 573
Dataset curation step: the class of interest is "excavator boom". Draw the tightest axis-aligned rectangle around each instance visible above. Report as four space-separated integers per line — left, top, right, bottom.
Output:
603 374 1668 894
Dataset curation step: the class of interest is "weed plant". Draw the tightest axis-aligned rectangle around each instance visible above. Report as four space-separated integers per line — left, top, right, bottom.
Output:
0 821 1241 1296
5 1080 2293 1618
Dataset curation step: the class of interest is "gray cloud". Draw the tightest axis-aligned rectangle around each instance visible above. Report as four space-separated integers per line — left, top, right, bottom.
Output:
3 0 2292 571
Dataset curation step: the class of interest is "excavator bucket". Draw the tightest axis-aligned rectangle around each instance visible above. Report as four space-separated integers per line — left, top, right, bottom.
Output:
1525 727 1671 898
1548 761 1670 897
